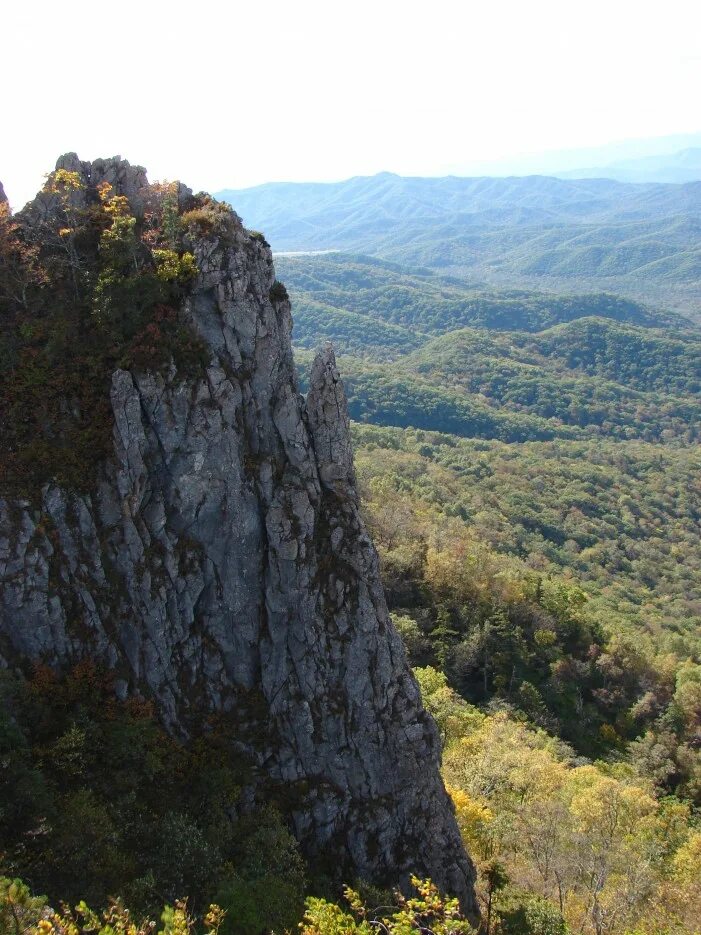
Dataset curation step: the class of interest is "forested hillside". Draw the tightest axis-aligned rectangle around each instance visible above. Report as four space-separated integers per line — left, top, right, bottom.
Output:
276 254 675 354
286 254 701 443
277 248 701 932
219 175 701 317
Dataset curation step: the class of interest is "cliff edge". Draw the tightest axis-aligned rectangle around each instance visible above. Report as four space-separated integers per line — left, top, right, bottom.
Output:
0 156 477 917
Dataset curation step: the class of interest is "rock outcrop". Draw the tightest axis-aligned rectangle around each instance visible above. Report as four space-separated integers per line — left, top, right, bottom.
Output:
0 157 477 917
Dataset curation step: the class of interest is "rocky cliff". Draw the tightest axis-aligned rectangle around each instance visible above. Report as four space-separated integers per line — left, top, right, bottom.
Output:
0 156 477 917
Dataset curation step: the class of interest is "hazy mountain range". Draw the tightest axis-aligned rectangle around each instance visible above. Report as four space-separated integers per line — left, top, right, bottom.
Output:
441 131 701 180
557 147 701 184
217 172 701 318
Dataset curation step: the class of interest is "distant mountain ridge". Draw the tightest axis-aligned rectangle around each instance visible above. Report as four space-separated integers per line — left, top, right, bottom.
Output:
558 147 701 184
217 173 701 317
219 173 701 245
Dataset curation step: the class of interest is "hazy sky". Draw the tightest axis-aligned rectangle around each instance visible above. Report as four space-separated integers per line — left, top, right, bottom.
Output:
3 0 700 208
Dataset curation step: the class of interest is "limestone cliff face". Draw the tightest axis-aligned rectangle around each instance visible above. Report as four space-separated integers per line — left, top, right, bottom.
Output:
0 157 477 917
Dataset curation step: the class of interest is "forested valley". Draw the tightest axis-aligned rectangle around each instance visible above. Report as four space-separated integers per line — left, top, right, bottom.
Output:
282 251 701 933
2 183 701 935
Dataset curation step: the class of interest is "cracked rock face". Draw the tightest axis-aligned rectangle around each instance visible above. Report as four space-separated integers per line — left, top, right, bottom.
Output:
0 156 477 917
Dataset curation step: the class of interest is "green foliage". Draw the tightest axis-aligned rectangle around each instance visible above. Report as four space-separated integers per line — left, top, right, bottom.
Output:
269 279 289 302
278 254 673 355
297 352 576 441
0 172 210 497
300 877 474 935
0 880 226 935
288 254 701 444
0 664 305 922
214 806 306 935
352 424 701 781
295 326 701 445
354 425 701 650
497 895 570 935
153 249 197 284
398 322 701 442
0 877 47 935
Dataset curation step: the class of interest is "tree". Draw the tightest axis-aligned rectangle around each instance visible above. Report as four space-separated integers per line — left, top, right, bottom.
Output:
300 877 474 935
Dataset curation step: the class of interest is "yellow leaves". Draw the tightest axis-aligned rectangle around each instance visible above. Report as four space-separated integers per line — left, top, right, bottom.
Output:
153 249 197 284
97 182 133 223
449 786 494 826
203 904 226 935
672 830 701 886
159 901 192 935
444 711 569 812
440 702 696 931
447 786 494 857
300 895 372 935
106 195 132 220
97 180 113 203
45 169 84 194
565 767 658 843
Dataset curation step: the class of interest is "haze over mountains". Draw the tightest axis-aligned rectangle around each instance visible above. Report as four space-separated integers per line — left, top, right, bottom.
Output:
445 131 701 180
218 168 701 318
557 147 701 184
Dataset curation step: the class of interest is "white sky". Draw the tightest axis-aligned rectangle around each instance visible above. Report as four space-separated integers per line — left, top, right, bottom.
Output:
3 0 700 208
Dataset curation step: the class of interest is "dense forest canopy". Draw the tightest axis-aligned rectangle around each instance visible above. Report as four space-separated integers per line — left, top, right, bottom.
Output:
276 254 677 353
286 255 701 444
280 249 701 931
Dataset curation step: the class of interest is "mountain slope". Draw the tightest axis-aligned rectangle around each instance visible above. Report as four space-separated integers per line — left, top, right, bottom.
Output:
276 253 677 356
218 174 701 243
283 253 701 442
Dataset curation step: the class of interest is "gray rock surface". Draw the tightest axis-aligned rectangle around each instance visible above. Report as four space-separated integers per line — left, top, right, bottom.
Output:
0 157 477 918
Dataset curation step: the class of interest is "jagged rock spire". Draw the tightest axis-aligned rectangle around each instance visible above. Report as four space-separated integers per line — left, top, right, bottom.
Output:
0 156 478 920
306 342 356 496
